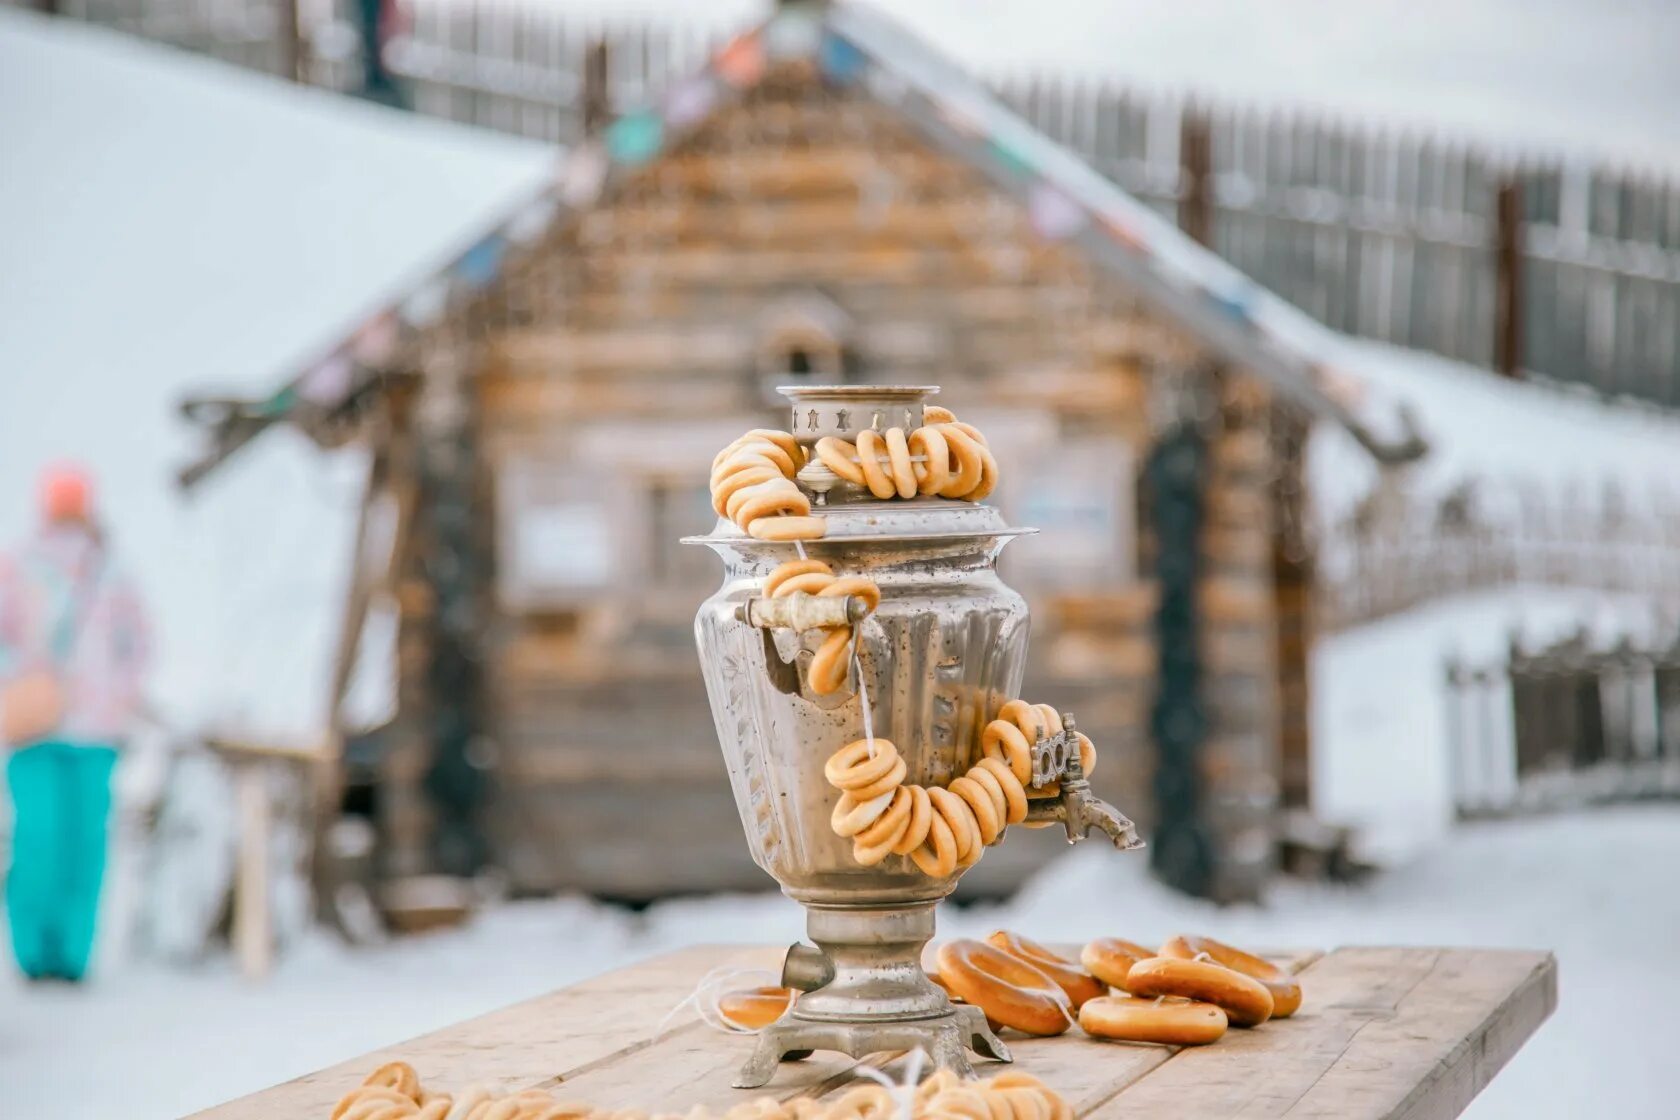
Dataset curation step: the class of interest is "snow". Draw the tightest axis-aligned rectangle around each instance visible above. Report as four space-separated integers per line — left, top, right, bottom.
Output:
1311 338 1680 531
1310 585 1665 862
511 0 1680 169
0 10 555 744
4 805 1675 1119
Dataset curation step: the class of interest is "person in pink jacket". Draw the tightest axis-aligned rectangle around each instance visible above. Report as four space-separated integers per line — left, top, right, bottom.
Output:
0 465 149 981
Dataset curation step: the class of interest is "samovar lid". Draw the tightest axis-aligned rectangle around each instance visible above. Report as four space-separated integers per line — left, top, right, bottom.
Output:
684 497 1033 546
685 383 1036 547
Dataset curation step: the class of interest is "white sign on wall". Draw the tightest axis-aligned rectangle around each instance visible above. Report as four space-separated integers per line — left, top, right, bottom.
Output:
1005 436 1134 587
496 456 620 608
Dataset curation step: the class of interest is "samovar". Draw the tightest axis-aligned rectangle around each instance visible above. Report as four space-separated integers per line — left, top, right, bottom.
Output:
688 385 1143 1087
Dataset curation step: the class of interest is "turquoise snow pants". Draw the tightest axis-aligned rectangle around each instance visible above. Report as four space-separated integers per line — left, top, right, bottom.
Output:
5 740 117 981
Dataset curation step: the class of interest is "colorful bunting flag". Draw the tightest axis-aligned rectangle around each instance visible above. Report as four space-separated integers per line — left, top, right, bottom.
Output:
606 111 664 166
259 385 299 418
818 31 867 84
1098 212 1151 257
400 278 449 327
764 6 822 58
351 310 401 365
714 31 766 89
1205 280 1256 325
1027 182 1087 240
987 136 1035 178
933 94 985 139
456 235 506 290
664 77 718 129
506 195 559 245
559 146 608 208
299 353 355 406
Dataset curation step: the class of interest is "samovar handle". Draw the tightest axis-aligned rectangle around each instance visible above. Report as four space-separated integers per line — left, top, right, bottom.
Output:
739 593 872 698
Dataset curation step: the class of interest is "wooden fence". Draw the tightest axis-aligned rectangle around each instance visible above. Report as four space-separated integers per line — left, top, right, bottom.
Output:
32 0 1680 406
1446 628 1680 818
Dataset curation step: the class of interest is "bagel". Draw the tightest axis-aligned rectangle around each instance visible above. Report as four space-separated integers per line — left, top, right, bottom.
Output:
761 558 879 697
717 986 795 1031
985 931 1106 1008
1077 995 1228 1046
1160 934 1303 1018
935 939 1072 1036
1123 956 1274 1027
1079 937 1155 992
820 696 1102 877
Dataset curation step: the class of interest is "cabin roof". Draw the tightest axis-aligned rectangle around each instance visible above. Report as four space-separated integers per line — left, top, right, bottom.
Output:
179 0 1427 483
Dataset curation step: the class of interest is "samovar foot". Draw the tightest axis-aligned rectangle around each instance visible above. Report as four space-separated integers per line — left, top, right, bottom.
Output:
732 1009 1006 1089
955 1005 1012 1063
734 1031 794 1089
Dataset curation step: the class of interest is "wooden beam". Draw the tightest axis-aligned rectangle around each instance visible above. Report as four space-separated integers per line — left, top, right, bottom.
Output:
1494 178 1525 378
1178 106 1214 248
582 38 611 137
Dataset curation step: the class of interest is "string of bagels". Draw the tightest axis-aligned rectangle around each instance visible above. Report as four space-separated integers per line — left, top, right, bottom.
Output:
715 932 1302 1049
708 407 1096 878
327 1060 1070 1120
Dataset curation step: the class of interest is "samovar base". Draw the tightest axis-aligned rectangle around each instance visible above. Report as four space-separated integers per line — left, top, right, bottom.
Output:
734 1005 1008 1089
733 901 1011 1089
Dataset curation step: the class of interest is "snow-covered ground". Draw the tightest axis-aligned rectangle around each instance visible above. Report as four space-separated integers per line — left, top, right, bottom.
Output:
3 805 1675 1119
1311 585 1668 862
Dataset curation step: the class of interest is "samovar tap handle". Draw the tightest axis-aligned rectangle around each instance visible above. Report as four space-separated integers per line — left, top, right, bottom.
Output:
1022 712 1147 852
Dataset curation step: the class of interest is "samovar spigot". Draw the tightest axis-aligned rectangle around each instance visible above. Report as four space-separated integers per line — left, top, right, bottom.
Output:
1023 714 1147 851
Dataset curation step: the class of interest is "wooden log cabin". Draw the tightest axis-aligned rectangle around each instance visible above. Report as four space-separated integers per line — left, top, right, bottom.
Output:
181 0 1423 905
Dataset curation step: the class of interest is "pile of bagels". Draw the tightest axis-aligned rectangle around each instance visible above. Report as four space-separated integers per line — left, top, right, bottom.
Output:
932 931 1301 1047
707 406 997 544
328 1060 1070 1120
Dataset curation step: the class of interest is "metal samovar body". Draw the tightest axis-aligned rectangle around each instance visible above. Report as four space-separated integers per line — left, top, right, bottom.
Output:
688 387 1140 1086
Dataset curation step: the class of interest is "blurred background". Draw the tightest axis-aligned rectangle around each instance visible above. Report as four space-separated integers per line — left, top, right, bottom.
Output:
1 0 1677 1116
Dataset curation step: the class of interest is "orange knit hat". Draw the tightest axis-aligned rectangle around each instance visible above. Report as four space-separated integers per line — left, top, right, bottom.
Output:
40 464 93 524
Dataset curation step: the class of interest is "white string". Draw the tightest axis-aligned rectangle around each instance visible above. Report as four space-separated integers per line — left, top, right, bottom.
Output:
853 624 877 759
794 539 808 561
851 1046 928 1120
655 964 783 1038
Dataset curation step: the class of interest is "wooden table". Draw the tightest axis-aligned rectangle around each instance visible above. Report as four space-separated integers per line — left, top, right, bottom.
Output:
190 945 1556 1120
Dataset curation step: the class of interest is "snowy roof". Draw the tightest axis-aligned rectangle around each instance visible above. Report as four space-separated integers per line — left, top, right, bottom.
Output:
1312 337 1680 528
0 9 555 743
180 0 1427 482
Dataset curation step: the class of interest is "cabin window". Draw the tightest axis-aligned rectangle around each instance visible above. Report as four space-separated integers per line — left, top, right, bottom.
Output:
755 291 854 401
646 479 717 588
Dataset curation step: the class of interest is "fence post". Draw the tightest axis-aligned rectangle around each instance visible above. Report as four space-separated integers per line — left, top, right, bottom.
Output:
582 38 612 137
1179 105 1213 248
1494 177 1525 377
277 0 301 83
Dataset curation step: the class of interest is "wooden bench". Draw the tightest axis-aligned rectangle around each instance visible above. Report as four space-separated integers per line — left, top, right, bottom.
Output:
188 944 1556 1120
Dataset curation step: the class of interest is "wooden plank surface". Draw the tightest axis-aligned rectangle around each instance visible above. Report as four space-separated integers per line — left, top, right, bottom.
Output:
188 945 1553 1120
1089 947 1556 1120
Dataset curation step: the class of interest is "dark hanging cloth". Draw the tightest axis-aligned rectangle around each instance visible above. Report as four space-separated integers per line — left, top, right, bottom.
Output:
1145 422 1216 898
357 0 408 107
